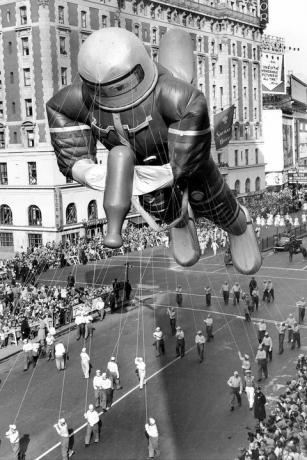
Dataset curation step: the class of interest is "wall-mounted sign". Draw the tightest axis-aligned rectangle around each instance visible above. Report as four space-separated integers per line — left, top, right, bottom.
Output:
262 52 286 94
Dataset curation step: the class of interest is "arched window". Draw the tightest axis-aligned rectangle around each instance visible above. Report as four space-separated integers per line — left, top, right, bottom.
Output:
28 205 42 226
66 203 77 224
245 178 251 193
234 180 240 194
0 204 12 224
255 177 261 192
88 200 97 220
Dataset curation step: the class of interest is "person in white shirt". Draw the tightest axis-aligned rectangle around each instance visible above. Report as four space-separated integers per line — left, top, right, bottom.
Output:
195 331 206 363
46 332 55 361
55 342 66 371
5 424 20 459
144 417 159 459
84 315 94 340
203 315 214 342
135 357 146 389
106 356 122 390
84 404 99 446
93 370 104 408
22 339 33 371
152 327 165 357
32 341 40 367
54 418 74 459
95 298 105 321
80 347 90 379
227 371 243 411
101 372 113 410
75 313 85 341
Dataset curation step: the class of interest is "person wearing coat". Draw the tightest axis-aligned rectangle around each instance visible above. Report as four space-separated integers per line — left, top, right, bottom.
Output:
254 386 266 422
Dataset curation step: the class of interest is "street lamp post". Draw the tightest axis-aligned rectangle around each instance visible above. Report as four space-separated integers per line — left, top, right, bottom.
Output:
124 262 132 283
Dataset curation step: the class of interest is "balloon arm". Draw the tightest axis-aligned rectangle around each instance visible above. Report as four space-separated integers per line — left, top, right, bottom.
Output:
131 196 162 232
71 159 174 195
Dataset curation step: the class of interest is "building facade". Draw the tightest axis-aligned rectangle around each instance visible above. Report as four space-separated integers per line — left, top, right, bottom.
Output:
0 0 266 255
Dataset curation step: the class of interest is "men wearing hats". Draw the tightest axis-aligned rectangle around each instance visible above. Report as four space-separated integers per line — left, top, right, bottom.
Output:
204 286 211 307
176 285 183 308
54 418 74 459
195 330 206 363
227 371 243 411
166 307 176 336
135 357 146 389
220 281 230 305
22 338 33 371
277 321 286 354
255 344 268 382
80 347 91 379
5 424 20 459
153 327 165 357
291 323 301 350
203 314 214 342
256 320 267 344
84 404 100 446
175 326 185 358
261 331 273 362
238 351 251 375
254 386 266 422
244 370 255 410
55 341 67 371
145 417 159 459
107 356 122 390
297 297 306 325
101 372 113 411
93 370 104 408
231 282 242 305
46 332 55 361
286 313 296 343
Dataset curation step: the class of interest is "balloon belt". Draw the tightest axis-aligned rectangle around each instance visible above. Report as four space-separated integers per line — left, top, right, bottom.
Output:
131 188 189 233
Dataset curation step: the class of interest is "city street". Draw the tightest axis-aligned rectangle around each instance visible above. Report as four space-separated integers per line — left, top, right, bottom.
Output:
1 247 307 459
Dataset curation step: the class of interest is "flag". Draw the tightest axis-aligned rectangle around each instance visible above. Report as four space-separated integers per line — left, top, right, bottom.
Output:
214 105 235 150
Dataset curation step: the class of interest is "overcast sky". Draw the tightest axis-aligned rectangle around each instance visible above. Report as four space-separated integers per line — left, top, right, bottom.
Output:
265 0 307 82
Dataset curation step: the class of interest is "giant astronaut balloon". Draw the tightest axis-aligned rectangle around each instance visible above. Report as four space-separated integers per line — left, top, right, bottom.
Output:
46 27 261 275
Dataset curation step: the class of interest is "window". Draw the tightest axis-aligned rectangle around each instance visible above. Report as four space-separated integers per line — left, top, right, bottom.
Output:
25 99 33 117
28 233 42 247
212 85 216 99
13 131 17 143
243 65 247 79
255 148 259 164
10 72 14 84
244 107 247 119
232 43 236 55
134 24 140 37
23 68 31 86
234 179 240 194
21 37 29 56
233 86 237 99
254 107 257 120
101 15 107 28
243 87 247 98
234 125 239 140
20 6 27 25
253 66 257 79
61 67 67 86
234 150 238 166
12 102 15 114
59 37 67 55
219 43 222 51
212 62 216 77
242 46 246 58
66 203 77 224
88 200 98 220
219 87 223 108
253 88 257 100
252 47 257 60
255 125 259 139
232 64 236 78
233 106 237 119
197 38 202 52
7 10 11 22
0 101 3 118
8 41 12 54
245 178 250 193
0 205 12 224
81 11 87 28
219 65 223 74
26 130 34 147
245 149 249 165
152 28 157 45
0 163 8 184
211 40 215 54
58 6 64 24
0 232 13 247
255 177 261 191
28 161 37 184
28 205 42 226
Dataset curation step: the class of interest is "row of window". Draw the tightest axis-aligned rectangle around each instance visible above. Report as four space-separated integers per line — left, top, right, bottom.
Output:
234 148 259 166
0 232 42 247
0 162 36 184
0 200 98 226
234 177 261 194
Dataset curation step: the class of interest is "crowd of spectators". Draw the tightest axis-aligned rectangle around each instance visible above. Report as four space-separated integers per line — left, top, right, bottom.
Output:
242 189 301 221
237 354 307 460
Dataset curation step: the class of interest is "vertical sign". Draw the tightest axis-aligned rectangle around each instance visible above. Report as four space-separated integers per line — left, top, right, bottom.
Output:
259 0 269 28
54 187 63 230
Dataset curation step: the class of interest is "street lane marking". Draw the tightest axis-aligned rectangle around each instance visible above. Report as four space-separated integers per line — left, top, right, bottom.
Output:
34 321 231 460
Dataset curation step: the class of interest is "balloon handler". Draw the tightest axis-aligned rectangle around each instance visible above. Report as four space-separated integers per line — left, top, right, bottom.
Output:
46 28 261 275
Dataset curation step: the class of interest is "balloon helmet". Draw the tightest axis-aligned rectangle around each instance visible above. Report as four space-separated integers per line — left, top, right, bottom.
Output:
78 28 158 111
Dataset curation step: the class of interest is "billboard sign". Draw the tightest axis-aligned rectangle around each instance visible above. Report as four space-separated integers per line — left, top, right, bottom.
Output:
259 0 269 28
262 52 286 94
214 105 235 150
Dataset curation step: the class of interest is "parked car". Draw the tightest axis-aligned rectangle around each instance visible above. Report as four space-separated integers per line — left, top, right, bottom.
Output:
273 234 302 253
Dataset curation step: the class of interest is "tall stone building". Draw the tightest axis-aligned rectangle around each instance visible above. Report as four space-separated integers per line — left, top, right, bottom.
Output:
0 0 266 255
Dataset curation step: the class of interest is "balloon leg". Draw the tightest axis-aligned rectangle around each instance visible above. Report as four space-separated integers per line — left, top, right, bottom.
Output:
103 146 135 248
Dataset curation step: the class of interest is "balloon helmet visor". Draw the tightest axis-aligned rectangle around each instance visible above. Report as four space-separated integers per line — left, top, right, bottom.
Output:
78 28 158 111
